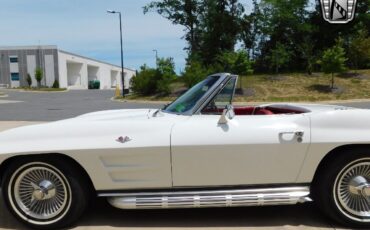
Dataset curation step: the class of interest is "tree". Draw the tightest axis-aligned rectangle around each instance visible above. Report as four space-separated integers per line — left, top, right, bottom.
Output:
35 68 43 87
156 57 177 95
198 0 244 65
348 28 370 70
239 0 262 59
215 50 253 88
318 39 348 89
26 74 32 87
145 0 244 66
297 36 316 75
144 0 202 55
268 42 291 74
254 0 310 72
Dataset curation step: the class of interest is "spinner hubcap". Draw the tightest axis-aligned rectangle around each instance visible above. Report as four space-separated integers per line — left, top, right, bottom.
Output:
335 160 370 221
9 163 71 224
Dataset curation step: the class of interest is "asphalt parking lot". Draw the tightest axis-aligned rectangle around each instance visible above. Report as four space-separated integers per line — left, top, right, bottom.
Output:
0 89 367 229
1 89 370 121
0 89 162 121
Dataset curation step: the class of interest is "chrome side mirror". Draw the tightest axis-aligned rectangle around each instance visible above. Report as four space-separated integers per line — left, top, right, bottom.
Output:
218 105 235 124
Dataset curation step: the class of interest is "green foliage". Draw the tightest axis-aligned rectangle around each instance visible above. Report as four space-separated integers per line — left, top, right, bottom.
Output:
198 0 244 65
145 0 370 78
131 65 158 95
35 67 43 87
215 50 253 75
318 39 348 89
145 0 244 65
156 57 177 95
144 0 202 54
297 37 316 75
348 28 370 70
182 59 211 88
26 74 32 87
52 79 60 88
131 58 176 96
268 43 292 74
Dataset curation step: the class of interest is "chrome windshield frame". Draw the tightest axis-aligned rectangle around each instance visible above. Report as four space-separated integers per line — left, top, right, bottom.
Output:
194 74 238 115
161 73 237 116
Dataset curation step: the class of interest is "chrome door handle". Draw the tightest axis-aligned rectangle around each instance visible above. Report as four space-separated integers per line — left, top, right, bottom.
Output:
280 131 304 137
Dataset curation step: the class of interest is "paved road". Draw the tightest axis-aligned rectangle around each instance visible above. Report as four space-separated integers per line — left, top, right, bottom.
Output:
0 196 341 230
0 89 162 121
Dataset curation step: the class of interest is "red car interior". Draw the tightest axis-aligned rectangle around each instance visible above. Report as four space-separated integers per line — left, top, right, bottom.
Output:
202 106 308 115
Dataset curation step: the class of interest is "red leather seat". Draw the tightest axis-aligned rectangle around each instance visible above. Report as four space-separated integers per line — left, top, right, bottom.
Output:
255 108 274 115
234 107 255 115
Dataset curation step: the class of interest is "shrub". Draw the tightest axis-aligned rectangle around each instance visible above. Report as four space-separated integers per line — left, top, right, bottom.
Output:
131 65 157 95
131 57 177 96
52 79 60 88
318 38 347 89
26 74 32 87
35 67 43 87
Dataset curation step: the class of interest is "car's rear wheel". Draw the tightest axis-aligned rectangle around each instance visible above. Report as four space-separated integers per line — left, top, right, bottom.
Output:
314 150 370 228
1 157 89 229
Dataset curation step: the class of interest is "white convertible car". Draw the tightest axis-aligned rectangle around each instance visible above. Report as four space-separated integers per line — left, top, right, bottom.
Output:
1 73 370 229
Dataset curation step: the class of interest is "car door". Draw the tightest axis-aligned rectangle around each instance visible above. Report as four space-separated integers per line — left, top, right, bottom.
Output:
170 78 311 187
171 113 311 187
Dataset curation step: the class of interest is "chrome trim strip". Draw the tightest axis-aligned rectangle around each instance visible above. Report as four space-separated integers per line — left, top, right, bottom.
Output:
105 186 311 210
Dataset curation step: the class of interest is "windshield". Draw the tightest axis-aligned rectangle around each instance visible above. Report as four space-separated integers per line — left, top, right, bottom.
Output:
163 75 220 114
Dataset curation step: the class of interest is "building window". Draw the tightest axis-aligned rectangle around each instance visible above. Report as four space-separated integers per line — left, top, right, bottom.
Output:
10 73 20 81
9 56 18 63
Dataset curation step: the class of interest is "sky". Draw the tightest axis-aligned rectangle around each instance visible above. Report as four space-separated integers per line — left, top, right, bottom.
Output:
0 1 317 73
0 0 187 72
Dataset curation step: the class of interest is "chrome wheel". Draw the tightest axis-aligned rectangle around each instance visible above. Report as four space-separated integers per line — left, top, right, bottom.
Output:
334 158 370 222
8 162 72 225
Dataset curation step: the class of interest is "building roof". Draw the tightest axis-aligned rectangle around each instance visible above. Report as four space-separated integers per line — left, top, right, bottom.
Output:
59 50 136 72
0 45 58 50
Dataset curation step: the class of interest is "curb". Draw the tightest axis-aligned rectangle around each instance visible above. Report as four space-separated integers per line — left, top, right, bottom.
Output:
2 88 69 93
111 97 170 104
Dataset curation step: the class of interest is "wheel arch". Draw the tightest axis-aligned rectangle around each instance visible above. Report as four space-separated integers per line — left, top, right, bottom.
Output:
0 153 96 194
311 144 370 192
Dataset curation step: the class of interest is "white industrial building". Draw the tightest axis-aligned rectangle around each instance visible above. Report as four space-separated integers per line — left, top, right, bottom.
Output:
0 45 135 90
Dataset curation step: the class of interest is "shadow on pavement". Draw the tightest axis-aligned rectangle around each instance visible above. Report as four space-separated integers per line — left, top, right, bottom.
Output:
0 194 345 230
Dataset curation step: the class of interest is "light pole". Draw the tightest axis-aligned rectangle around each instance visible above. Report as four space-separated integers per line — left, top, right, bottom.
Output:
152 49 158 68
107 10 125 96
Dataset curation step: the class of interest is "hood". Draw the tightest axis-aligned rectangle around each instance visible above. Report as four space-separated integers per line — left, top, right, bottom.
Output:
0 109 184 155
74 108 153 121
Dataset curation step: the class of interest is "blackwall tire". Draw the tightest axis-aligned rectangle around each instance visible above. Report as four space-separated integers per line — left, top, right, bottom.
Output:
1 157 89 229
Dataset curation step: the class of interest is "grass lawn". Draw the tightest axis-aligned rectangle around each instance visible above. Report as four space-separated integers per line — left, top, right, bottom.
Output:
116 69 370 103
236 69 370 102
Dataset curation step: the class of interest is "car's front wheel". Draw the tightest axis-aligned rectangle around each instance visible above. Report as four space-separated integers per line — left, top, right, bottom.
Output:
314 149 370 228
1 157 89 229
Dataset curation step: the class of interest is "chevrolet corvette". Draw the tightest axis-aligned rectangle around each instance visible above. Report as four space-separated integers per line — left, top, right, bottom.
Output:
1 73 370 228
